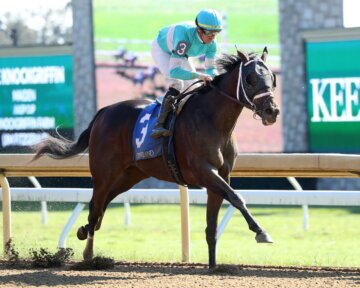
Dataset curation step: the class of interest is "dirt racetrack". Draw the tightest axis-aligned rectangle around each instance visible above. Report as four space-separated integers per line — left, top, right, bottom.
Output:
0 261 359 288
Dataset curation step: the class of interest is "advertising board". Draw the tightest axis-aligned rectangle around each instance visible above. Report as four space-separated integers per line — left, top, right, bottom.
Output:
304 28 360 152
0 46 74 152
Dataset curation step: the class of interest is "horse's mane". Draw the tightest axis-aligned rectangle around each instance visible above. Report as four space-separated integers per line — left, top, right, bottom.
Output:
195 51 258 94
215 51 257 78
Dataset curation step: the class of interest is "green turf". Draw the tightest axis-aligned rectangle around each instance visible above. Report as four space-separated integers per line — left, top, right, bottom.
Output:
1 203 360 268
93 0 279 56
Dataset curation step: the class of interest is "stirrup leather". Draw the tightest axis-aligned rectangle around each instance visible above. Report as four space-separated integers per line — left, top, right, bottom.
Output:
151 126 171 138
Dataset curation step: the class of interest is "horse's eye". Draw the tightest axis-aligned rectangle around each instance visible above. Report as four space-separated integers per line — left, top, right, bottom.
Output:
245 73 258 86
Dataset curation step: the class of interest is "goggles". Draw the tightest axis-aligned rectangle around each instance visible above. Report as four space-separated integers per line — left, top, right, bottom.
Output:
201 29 221 37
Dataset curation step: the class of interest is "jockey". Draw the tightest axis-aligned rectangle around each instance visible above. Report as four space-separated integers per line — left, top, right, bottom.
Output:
150 9 222 138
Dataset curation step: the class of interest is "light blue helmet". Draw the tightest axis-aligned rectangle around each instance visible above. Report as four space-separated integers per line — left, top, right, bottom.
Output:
195 9 222 31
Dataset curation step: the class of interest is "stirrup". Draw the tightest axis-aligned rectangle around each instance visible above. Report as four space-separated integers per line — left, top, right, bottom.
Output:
151 127 171 138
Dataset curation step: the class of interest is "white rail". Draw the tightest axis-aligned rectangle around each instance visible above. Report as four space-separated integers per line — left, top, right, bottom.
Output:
4 187 360 206
1 153 360 261
1 187 360 253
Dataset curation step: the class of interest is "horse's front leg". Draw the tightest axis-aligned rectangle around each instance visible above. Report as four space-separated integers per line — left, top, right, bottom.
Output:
203 170 273 244
206 190 224 269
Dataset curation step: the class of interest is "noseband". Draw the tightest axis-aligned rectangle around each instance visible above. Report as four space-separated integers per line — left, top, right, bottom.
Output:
209 59 274 114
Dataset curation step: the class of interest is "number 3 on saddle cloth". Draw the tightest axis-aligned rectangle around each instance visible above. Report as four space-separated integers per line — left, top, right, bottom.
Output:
132 101 187 186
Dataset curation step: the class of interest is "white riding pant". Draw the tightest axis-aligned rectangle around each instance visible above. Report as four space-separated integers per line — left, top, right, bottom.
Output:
151 40 197 92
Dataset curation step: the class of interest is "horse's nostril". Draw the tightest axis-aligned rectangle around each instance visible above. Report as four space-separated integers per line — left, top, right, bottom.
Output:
264 107 280 117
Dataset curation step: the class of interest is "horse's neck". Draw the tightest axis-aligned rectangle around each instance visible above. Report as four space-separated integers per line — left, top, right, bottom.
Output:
198 76 243 135
214 95 243 136
211 70 244 134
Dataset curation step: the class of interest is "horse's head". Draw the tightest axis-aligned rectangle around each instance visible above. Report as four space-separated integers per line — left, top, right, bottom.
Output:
235 47 280 125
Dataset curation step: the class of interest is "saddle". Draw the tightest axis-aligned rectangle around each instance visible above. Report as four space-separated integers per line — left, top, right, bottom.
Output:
160 81 204 186
132 81 204 186
155 93 193 115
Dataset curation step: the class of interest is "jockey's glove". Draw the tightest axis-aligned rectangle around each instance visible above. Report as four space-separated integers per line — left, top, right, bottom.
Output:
198 73 213 83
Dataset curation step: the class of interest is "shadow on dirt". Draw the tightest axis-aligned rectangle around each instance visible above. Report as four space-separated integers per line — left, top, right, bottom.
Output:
0 262 359 287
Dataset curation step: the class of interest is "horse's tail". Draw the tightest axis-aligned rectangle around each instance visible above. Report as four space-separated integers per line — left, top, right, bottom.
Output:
32 108 106 161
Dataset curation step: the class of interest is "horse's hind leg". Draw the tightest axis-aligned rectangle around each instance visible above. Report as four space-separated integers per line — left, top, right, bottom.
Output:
80 169 146 260
93 181 128 231
76 204 105 241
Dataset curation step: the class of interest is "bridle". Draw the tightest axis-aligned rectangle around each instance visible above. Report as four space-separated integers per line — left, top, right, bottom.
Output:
176 59 275 116
209 59 275 114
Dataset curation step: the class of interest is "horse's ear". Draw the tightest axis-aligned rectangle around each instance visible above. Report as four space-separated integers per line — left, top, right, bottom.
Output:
261 46 268 62
236 49 249 63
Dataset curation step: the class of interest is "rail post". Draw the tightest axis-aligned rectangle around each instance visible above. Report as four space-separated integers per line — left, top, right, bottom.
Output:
0 174 11 257
179 185 190 262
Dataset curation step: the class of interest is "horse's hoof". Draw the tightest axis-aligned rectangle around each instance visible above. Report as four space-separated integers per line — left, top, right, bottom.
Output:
255 231 273 243
208 265 240 274
77 226 87 240
83 250 93 261
207 266 217 274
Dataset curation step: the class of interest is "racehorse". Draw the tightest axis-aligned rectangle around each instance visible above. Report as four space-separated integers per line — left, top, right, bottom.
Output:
32 47 280 269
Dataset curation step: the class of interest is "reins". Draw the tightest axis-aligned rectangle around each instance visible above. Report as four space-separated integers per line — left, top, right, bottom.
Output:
209 82 244 105
174 80 204 99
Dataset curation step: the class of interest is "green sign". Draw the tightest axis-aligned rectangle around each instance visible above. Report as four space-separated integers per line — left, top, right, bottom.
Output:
306 39 360 152
0 52 74 151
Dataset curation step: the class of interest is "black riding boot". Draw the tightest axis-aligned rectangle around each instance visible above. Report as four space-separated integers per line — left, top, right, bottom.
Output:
151 88 180 138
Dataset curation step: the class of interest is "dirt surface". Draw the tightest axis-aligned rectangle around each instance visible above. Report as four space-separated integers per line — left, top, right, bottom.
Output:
0 261 359 288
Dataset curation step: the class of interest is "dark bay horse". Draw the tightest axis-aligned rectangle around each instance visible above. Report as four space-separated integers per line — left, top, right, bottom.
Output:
33 48 280 269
